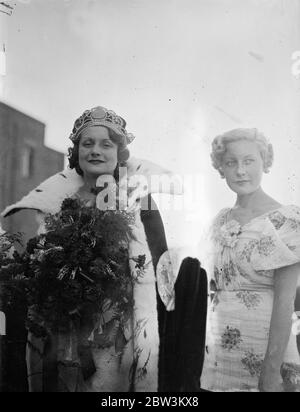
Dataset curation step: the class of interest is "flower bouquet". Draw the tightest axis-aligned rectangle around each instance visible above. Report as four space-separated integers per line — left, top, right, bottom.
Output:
0 198 145 391
0 228 22 319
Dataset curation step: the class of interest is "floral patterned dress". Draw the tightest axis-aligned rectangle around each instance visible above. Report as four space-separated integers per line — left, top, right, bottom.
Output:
201 205 300 392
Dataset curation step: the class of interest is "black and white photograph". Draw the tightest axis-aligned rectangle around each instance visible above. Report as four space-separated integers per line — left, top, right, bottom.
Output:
0 0 300 394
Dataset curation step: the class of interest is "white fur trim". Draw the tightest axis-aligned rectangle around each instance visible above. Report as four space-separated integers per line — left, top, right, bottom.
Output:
1 157 183 217
1 169 83 217
128 211 159 391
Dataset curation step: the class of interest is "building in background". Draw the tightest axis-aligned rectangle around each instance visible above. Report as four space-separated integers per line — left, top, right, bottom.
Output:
0 101 64 243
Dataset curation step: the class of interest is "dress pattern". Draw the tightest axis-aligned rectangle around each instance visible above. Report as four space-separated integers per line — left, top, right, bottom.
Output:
201 205 300 392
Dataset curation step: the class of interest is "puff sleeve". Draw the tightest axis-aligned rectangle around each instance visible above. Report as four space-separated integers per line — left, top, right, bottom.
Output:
250 206 300 272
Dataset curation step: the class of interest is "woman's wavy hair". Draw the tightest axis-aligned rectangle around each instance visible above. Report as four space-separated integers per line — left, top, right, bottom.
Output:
211 128 274 177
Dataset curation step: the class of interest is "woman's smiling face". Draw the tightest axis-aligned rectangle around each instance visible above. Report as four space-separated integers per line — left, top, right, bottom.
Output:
221 139 264 195
78 126 118 178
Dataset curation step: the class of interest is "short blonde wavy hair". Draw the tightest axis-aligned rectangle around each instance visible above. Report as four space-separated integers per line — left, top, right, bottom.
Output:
211 128 274 177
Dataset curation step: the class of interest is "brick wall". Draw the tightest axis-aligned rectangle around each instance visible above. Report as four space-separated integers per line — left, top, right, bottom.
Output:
0 102 64 244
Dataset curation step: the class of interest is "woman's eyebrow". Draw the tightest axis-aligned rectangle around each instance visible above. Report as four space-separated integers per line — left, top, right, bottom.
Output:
81 137 113 143
223 156 236 160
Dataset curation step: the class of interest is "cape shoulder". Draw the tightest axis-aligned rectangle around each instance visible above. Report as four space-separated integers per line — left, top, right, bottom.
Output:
1 157 183 217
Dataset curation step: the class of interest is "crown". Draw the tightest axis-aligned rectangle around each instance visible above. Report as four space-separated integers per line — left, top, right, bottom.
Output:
69 106 135 145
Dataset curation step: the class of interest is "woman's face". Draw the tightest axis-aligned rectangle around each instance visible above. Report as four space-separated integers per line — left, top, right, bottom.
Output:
221 139 264 195
78 126 118 178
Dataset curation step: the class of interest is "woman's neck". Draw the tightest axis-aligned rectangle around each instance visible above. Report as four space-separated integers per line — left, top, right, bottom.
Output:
234 187 270 211
81 175 98 192
81 173 117 195
82 172 115 191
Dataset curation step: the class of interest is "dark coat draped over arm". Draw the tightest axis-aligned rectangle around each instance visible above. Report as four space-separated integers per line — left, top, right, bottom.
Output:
141 196 208 392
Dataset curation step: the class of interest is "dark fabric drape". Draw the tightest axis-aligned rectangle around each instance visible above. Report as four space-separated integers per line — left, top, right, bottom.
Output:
140 195 169 392
174 258 208 391
162 257 207 392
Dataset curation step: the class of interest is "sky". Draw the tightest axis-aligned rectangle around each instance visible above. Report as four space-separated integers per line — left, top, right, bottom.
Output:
1 0 300 249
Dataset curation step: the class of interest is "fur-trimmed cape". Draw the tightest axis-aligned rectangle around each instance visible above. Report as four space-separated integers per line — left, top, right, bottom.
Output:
1 158 182 392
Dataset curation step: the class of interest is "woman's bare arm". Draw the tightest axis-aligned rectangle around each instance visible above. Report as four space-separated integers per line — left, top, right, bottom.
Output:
259 262 300 392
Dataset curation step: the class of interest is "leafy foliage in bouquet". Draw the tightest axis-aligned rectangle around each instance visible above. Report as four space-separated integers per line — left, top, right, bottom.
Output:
0 230 23 288
1 198 145 341
0 229 22 264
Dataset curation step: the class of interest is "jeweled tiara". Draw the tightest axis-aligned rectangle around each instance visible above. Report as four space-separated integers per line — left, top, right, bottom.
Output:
69 106 135 145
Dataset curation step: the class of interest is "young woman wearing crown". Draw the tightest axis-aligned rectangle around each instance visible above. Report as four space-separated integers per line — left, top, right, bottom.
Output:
2 106 183 392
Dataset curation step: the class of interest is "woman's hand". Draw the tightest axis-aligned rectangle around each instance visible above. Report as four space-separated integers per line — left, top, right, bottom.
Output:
260 263 300 392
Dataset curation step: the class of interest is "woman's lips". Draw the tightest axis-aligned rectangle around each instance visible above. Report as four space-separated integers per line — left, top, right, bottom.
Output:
88 160 105 165
236 180 250 185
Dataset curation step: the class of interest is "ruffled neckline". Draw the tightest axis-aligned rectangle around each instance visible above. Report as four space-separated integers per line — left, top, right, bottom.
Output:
223 205 293 230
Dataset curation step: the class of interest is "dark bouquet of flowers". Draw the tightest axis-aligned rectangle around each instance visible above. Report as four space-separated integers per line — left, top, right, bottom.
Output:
1 198 146 348
0 230 21 264
0 229 22 307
